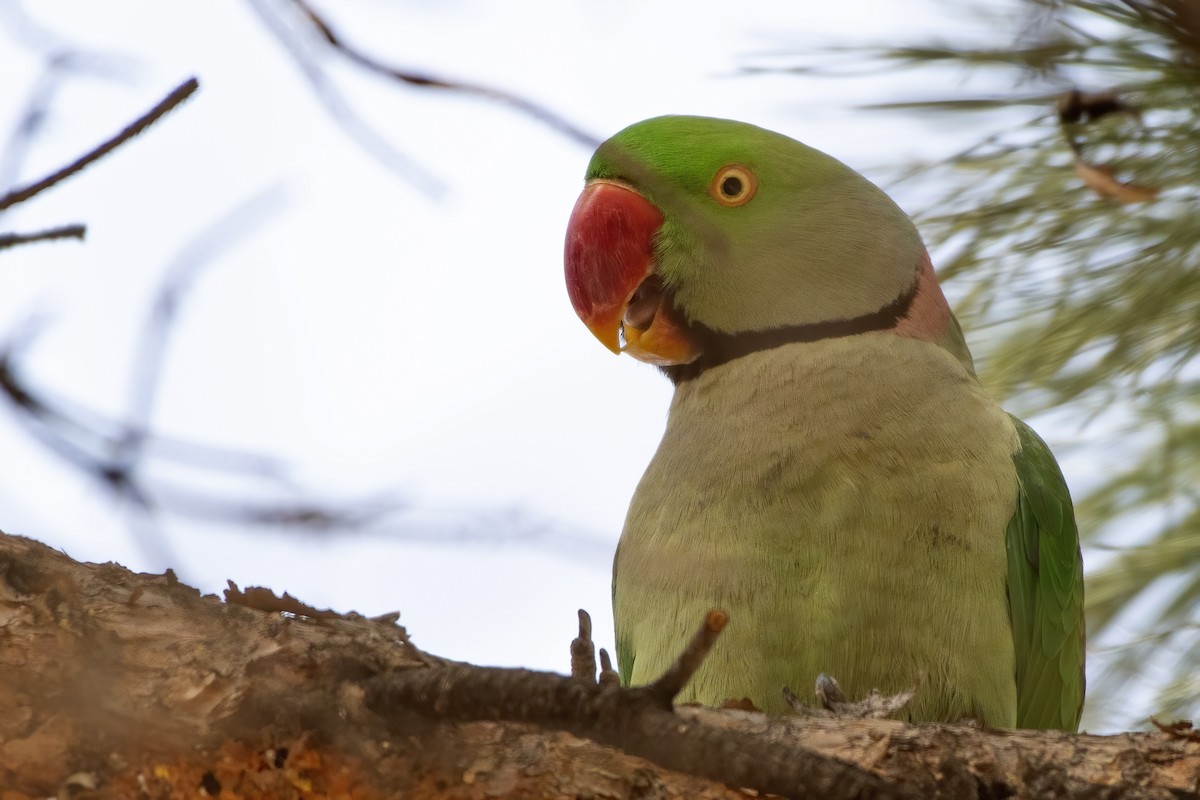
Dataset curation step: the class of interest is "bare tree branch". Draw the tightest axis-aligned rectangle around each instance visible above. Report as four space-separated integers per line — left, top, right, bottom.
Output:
367 653 913 800
3 533 1196 799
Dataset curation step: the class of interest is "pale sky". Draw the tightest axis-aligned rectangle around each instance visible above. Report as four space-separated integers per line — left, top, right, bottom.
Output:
1 0 1128 724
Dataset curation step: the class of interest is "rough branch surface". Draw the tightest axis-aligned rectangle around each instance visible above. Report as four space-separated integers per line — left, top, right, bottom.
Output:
0 531 1197 799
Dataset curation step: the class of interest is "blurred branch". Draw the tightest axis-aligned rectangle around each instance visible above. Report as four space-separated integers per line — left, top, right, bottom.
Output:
246 0 445 196
0 0 142 189
0 323 396 551
246 0 597 197
114 184 288 480
1118 0 1200 58
0 5 619 571
0 69 400 560
290 0 599 148
0 56 128 191
0 303 607 560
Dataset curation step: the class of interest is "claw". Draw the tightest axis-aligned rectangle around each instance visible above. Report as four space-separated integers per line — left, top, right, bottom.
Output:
783 673 919 720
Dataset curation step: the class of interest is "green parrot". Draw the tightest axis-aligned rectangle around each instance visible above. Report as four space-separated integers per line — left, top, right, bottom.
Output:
563 115 1085 730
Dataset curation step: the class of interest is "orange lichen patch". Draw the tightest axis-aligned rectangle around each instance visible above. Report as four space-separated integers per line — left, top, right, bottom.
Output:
719 698 759 712
102 738 381 800
224 582 344 620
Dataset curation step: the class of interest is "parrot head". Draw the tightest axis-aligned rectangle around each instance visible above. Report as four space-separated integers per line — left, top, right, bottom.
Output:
563 116 959 376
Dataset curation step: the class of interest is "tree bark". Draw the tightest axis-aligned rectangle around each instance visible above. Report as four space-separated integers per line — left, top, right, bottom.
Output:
0 531 1196 799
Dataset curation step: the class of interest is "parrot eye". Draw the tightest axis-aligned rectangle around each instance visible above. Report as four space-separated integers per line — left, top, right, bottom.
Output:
710 165 756 207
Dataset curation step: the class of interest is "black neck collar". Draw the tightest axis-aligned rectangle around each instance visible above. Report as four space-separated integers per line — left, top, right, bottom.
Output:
661 280 920 384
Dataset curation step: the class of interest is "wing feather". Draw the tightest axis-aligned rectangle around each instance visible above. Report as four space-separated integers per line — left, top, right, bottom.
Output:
1005 415 1086 731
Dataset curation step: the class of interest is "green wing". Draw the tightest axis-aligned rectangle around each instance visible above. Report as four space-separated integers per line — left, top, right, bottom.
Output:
1005 415 1086 731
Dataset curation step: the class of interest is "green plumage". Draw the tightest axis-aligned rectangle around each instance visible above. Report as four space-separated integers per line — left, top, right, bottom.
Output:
587 116 924 334
1006 418 1087 729
586 116 1085 730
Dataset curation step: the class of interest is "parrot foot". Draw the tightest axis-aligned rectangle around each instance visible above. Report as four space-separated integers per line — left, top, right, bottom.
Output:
570 609 620 688
783 673 919 720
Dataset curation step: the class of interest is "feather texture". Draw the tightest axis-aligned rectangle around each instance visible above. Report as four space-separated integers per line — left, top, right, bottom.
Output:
614 334 1026 723
1006 418 1086 730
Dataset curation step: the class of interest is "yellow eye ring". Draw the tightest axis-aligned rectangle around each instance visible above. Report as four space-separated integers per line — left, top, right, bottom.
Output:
709 165 756 207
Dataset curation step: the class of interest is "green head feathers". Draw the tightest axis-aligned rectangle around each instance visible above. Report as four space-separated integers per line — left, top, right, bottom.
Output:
585 116 926 334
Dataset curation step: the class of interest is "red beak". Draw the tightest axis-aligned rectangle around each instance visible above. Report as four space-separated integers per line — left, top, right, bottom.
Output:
564 180 662 353
564 180 701 365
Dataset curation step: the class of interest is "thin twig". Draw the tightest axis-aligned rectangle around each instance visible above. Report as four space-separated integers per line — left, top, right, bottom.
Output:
0 224 85 250
648 608 728 704
291 0 600 148
0 77 198 211
0 48 141 191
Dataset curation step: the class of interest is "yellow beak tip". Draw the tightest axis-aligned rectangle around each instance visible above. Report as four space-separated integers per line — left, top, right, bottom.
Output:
584 316 624 355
